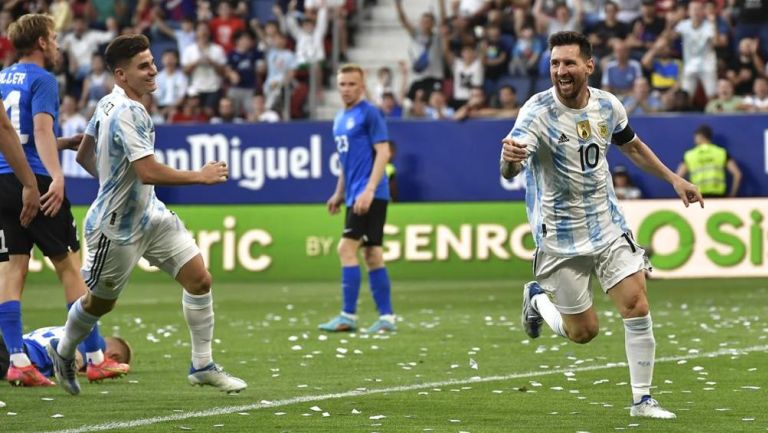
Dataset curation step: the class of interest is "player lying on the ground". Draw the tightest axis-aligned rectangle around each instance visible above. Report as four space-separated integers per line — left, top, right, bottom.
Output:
1 326 130 386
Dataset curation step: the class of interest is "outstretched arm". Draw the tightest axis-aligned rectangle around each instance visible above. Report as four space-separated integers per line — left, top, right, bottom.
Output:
619 137 704 207
395 0 416 38
133 155 228 185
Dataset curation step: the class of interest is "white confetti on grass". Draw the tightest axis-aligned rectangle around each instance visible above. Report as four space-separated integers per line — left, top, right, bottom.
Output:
369 415 386 420
469 359 478 370
351 409 361 414
274 412 286 416
51 414 64 418
0 401 5 408
309 406 322 412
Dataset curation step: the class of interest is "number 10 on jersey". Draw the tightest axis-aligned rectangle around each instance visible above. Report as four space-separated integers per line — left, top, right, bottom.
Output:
578 143 600 171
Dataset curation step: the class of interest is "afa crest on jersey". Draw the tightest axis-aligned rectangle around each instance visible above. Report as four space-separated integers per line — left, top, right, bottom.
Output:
598 121 609 139
576 120 591 140
346 117 355 130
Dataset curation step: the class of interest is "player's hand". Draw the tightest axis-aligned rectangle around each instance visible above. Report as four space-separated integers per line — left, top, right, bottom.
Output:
20 184 41 227
353 189 374 215
501 137 528 163
326 192 343 215
40 176 65 217
199 161 228 184
672 177 704 208
59 133 84 151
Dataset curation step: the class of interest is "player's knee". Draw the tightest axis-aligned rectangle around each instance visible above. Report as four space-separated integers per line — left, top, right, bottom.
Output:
620 296 649 318
186 271 212 295
569 325 599 344
363 248 383 269
337 240 357 262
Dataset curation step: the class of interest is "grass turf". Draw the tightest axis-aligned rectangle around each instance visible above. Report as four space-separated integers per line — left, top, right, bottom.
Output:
2 278 767 433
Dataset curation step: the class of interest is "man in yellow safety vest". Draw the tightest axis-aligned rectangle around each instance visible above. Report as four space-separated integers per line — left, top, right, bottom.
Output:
676 124 742 198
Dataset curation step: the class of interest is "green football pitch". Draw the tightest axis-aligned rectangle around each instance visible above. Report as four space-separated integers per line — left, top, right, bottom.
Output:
2 277 767 433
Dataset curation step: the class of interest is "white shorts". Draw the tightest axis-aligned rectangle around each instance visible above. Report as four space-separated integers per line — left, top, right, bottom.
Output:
533 233 650 315
82 210 200 299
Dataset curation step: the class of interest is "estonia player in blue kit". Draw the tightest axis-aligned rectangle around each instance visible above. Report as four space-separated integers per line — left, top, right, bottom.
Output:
502 32 704 419
0 327 130 382
0 14 126 387
319 64 395 334
47 34 245 395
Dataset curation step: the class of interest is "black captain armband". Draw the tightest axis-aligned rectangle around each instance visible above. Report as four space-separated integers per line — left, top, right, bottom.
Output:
611 124 635 146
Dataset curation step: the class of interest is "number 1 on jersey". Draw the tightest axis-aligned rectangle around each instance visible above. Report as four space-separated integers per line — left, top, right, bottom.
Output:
2 90 28 144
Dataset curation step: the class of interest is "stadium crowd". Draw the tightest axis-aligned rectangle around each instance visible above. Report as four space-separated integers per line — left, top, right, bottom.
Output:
1 0 767 123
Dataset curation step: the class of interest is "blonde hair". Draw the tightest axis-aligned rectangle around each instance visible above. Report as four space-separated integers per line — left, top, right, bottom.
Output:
337 63 365 78
8 14 54 57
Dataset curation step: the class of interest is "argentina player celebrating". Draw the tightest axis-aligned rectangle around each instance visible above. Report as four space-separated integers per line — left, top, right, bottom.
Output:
501 31 703 419
46 34 245 395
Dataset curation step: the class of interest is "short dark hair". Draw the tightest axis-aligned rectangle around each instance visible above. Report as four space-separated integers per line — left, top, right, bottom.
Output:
695 124 713 140
105 34 151 72
548 31 593 60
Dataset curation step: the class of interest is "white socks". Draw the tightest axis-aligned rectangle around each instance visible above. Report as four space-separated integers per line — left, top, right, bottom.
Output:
86 350 105 365
532 294 567 338
182 290 214 370
58 299 100 359
9 353 31 367
624 314 655 403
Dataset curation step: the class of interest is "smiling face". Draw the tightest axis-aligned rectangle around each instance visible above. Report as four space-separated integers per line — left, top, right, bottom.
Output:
115 49 158 99
550 44 594 108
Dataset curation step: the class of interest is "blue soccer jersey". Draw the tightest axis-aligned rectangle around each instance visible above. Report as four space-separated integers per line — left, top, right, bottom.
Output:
0 63 61 176
333 100 389 207
22 327 102 377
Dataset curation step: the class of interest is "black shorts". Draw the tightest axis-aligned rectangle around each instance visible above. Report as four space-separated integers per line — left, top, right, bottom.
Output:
343 199 388 247
0 336 9 380
0 173 80 261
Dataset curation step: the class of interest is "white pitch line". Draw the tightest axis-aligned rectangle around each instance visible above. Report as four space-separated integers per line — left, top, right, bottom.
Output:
39 344 768 433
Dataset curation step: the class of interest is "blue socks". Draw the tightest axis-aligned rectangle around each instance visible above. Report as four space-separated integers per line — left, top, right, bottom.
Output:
0 300 23 354
67 301 105 357
341 266 361 315
369 268 393 315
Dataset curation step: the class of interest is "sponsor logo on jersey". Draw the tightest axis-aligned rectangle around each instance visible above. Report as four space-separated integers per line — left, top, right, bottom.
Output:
557 133 569 144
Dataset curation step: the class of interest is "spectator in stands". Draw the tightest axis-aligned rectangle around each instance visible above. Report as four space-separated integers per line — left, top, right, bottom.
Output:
373 66 394 105
280 0 329 67
247 93 281 123
395 0 446 101
601 38 643 97
623 77 662 115
641 36 683 94
612 165 642 199
379 92 404 119
731 0 768 59
490 84 520 118
615 0 642 24
264 32 297 111
154 49 189 117
726 38 765 96
0 11 14 68
225 30 264 116
587 1 631 59
426 89 456 119
405 89 429 119
253 19 281 52
661 88 694 112
211 97 246 123
182 22 227 116
50 0 73 33
442 38 484 109
453 85 493 119
705 79 743 113
533 0 583 37
677 124 742 198
452 0 492 26
60 95 88 178
739 76 768 111
209 1 246 54
61 16 117 80
627 0 665 56
79 53 113 114
480 24 512 94
509 24 544 76
175 16 197 54
669 1 718 99
170 93 210 123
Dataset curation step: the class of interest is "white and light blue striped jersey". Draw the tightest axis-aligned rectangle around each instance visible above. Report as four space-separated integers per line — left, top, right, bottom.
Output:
83 85 166 244
508 87 634 257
